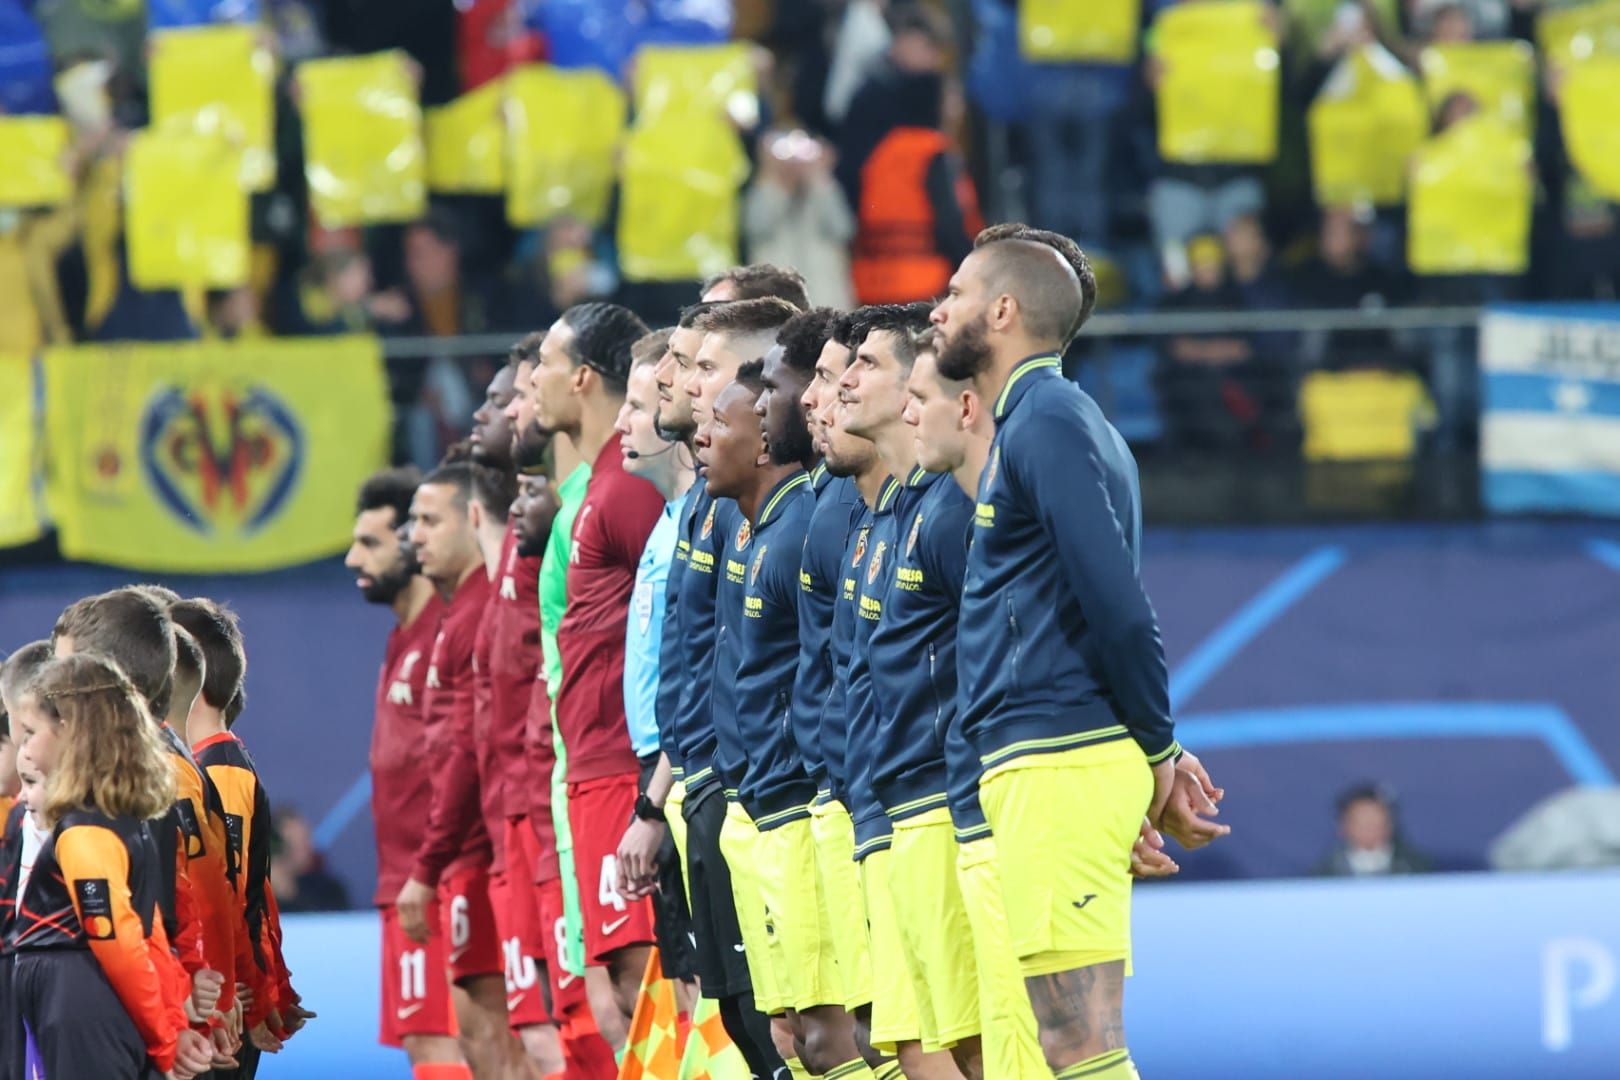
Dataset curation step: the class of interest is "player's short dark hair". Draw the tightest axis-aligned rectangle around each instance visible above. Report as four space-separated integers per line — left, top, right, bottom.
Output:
632 327 674 369
471 462 517 521
53 590 176 719
509 330 545 367
131 584 182 606
846 302 935 371
701 264 810 311
776 308 842 376
169 598 246 725
1 640 54 709
733 359 767 395
678 301 723 330
974 224 1096 345
171 625 205 709
357 466 422 529
694 297 801 339
830 311 862 349
421 462 476 514
560 302 651 394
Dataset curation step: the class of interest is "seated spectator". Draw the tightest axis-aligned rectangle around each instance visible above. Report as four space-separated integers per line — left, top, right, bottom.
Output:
743 129 856 310
294 249 407 336
1155 234 1286 450
1294 207 1408 369
270 806 351 914
1314 783 1433 877
1225 213 1291 311
204 285 265 341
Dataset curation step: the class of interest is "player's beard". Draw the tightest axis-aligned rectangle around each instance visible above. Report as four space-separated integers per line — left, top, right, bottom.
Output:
935 311 994 381
766 414 814 468
513 420 551 471
655 403 696 443
359 554 415 605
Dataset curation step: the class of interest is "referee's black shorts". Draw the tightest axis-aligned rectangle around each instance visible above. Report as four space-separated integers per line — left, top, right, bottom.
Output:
640 757 697 983
681 782 753 998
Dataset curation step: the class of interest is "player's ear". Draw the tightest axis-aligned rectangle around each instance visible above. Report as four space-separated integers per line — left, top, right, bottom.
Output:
959 388 981 431
467 498 484 532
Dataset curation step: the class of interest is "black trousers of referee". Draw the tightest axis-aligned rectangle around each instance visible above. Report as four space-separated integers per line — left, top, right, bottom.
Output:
14 950 165 1079
682 784 785 1079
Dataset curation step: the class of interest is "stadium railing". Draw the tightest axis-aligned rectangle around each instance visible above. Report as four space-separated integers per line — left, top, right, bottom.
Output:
379 305 1487 526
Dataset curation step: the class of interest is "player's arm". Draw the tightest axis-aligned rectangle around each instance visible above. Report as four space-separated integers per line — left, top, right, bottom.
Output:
407 655 482 891
1018 411 1177 763
617 752 671 898
57 824 188 1073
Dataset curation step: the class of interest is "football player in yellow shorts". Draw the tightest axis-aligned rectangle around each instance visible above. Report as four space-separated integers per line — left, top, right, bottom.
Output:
933 226 1228 1078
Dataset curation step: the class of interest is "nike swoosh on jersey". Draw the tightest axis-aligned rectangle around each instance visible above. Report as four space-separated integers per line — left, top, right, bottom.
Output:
448 946 469 963
558 971 579 989
602 915 631 935
396 1003 425 1020
507 995 525 1013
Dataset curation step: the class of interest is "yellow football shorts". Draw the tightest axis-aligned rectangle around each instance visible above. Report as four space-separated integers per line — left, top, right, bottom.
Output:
979 738 1152 978
859 847 923 1051
955 835 1046 1075
757 815 844 1011
665 779 690 908
809 798 872 1010
888 808 980 1051
718 799 785 1013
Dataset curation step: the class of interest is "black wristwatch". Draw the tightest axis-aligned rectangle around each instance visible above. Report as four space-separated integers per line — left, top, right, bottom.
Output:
634 793 666 823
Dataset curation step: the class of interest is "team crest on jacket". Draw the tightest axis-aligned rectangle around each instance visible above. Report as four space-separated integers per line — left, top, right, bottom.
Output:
735 520 752 550
867 540 887 585
701 502 716 540
750 545 767 587
984 447 1000 492
906 513 924 557
851 526 869 567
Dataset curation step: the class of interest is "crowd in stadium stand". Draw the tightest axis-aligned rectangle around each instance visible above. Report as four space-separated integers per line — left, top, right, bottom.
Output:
3 0 1618 464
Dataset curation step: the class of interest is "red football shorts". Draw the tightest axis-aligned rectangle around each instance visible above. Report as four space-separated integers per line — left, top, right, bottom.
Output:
566 772 655 965
536 875 589 1019
489 867 552 1030
379 902 458 1047
439 864 502 983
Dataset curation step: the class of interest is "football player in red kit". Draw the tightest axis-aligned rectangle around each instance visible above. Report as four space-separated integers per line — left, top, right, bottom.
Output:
346 467 472 1078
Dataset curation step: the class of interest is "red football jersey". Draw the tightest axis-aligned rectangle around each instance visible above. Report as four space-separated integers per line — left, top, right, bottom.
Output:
485 522 543 823
370 592 444 905
411 570 494 887
556 436 664 783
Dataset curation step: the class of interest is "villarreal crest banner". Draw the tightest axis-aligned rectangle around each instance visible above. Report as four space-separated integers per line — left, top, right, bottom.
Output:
43 337 390 572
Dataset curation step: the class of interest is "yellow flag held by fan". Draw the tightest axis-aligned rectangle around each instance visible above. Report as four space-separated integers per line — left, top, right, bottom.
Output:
1154 0 1280 164
1308 45 1428 207
299 51 426 228
125 129 250 289
632 43 758 129
0 355 43 550
1408 117 1532 276
1420 41 1535 137
1537 0 1620 74
44 337 391 572
148 24 277 191
425 77 506 194
1020 0 1139 63
1561 58 1620 200
617 120 747 282
505 64 626 227
0 116 70 208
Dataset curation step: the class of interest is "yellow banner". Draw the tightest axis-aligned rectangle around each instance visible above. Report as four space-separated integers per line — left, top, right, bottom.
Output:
1155 0 1280 164
44 337 391 572
149 24 277 191
617 120 746 283
1420 41 1535 137
1537 0 1620 74
1021 0 1139 63
1561 58 1620 200
299 51 426 228
632 43 757 129
0 355 43 549
0 116 71 208
1408 117 1532 275
1308 46 1428 207
505 64 626 227
425 77 506 194
125 129 250 289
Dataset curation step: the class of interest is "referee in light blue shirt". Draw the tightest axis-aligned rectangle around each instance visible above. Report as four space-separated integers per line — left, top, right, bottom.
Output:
612 328 699 981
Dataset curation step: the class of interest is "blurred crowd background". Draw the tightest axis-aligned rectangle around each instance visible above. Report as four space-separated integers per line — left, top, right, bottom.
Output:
5 0 1620 522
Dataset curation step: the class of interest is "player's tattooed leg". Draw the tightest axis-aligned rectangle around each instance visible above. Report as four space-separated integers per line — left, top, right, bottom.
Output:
1025 960 1126 1072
